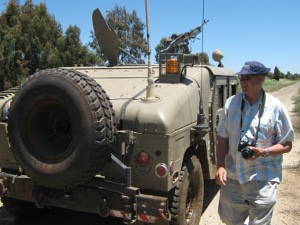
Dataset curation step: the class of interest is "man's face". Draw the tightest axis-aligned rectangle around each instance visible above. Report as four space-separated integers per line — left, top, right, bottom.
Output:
238 74 264 96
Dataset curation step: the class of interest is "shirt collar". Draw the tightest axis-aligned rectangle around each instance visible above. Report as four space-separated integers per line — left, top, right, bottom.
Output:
242 90 265 109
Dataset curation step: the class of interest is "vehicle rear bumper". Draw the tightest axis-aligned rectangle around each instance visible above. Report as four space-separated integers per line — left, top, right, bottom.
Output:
0 172 170 224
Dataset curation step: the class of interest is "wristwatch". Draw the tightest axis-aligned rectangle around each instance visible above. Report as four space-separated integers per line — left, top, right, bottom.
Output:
263 148 270 157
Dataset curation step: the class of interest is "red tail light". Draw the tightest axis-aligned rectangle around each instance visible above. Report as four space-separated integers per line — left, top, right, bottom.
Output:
137 152 150 165
155 163 168 178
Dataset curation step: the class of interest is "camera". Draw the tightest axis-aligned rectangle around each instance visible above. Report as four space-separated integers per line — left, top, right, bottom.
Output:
238 137 255 159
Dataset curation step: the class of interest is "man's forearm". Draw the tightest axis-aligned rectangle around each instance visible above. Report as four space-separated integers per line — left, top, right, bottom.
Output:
216 135 228 168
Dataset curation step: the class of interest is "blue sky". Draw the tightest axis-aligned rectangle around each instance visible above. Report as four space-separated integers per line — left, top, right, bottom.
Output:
1 0 299 74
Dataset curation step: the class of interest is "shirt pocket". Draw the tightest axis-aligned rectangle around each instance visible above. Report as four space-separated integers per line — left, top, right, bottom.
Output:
258 117 275 141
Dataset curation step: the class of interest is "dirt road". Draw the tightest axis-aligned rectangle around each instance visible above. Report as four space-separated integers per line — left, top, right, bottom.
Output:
1 81 300 225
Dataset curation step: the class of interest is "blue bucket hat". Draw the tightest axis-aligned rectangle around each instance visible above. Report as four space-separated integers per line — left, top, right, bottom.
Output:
236 61 271 75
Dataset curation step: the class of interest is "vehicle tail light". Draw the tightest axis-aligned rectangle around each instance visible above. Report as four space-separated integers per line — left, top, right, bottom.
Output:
137 152 150 165
155 163 168 178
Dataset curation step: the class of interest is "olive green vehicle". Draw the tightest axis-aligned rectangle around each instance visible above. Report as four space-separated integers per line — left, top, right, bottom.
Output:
0 7 237 225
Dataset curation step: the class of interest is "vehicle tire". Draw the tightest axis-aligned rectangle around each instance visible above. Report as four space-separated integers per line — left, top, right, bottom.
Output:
170 155 204 225
8 69 117 188
1 196 49 218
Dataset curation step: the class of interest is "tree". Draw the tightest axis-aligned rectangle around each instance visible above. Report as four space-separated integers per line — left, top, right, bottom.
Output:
0 0 28 90
22 1 64 72
88 31 105 65
286 71 293 80
61 25 100 67
0 0 64 90
273 66 281 81
90 5 147 64
294 73 300 80
154 37 172 63
196 52 210 65
0 0 100 91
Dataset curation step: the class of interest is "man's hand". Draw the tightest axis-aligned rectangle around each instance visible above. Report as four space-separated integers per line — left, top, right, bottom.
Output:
247 142 292 160
215 167 227 186
247 147 266 160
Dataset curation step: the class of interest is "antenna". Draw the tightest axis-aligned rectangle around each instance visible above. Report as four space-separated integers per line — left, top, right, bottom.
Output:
144 0 156 100
195 0 209 131
201 0 205 54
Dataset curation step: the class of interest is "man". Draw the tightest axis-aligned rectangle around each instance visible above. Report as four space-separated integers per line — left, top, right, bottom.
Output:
215 61 294 225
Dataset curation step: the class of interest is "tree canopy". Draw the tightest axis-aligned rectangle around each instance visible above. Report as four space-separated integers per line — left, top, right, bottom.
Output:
62 25 100 67
90 5 147 65
0 0 99 91
273 66 281 81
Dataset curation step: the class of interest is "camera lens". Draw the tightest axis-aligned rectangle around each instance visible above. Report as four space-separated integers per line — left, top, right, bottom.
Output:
241 147 254 159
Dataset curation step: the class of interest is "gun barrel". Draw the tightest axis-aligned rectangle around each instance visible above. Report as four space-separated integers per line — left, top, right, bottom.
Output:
159 20 209 54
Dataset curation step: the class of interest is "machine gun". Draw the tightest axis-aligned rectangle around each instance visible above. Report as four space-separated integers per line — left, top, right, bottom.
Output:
159 20 209 55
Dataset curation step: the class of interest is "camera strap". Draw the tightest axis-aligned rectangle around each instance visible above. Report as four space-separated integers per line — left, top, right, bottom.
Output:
240 90 266 145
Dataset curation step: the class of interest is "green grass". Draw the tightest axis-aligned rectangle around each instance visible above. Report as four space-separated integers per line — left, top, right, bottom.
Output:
262 78 297 92
263 79 300 127
293 89 300 171
295 89 300 117
238 78 300 117
237 78 297 93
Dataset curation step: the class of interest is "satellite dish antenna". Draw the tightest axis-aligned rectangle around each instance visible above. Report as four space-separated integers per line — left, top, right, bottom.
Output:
92 9 119 66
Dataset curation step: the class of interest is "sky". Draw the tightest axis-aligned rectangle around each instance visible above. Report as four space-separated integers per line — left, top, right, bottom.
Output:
1 0 299 74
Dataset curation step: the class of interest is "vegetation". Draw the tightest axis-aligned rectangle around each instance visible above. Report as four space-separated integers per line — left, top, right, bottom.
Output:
263 78 297 92
89 4 147 64
237 78 297 93
0 0 299 93
267 67 300 81
273 66 281 81
295 89 300 118
155 37 171 62
0 1 148 91
0 0 100 91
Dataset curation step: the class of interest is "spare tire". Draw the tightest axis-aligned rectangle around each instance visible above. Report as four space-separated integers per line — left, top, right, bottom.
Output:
8 69 117 188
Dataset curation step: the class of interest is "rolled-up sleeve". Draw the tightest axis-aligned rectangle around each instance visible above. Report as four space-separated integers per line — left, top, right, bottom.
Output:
275 103 294 144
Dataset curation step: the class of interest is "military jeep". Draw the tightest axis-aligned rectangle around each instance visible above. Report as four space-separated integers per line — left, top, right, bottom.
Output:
0 7 237 225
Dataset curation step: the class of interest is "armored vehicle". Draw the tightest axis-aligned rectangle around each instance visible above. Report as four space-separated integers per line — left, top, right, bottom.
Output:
0 6 237 225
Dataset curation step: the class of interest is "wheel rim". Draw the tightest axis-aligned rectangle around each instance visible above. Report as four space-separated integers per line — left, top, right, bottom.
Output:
26 100 73 161
185 179 197 223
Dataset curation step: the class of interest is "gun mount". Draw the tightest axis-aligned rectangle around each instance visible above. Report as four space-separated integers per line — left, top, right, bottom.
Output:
159 20 209 55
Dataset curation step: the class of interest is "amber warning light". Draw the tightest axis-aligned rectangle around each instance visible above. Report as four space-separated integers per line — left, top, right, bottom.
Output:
166 58 179 74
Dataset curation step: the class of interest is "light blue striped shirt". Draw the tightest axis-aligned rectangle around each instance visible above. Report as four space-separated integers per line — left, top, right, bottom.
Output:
217 92 294 184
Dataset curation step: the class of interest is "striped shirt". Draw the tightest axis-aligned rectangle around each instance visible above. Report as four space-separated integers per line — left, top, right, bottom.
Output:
217 91 294 184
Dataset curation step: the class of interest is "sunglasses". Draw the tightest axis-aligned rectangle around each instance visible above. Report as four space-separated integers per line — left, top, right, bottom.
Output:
238 75 253 80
